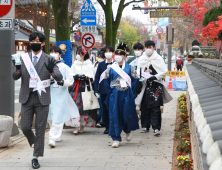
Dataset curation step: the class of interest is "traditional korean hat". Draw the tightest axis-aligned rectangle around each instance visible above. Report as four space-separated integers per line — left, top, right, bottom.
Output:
116 43 127 53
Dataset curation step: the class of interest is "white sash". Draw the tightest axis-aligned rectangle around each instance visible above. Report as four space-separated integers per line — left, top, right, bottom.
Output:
129 57 138 66
21 53 50 96
99 70 106 84
141 71 167 86
111 62 131 87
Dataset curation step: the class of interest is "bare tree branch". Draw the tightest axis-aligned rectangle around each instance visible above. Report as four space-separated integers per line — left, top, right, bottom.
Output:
123 0 145 9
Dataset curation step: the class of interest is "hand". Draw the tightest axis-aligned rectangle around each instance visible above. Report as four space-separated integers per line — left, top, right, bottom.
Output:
45 58 56 73
16 65 21 71
79 74 86 80
139 77 146 85
73 75 79 80
57 80 64 86
94 91 100 98
50 80 55 85
147 76 157 82
12 60 15 66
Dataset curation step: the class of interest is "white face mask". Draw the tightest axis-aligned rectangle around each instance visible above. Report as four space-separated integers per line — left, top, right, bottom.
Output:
115 55 123 63
76 55 81 61
134 51 142 57
145 49 153 56
97 58 104 62
105 52 113 59
50 53 60 60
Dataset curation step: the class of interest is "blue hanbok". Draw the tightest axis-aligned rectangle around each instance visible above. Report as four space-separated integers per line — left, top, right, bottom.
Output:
104 62 139 140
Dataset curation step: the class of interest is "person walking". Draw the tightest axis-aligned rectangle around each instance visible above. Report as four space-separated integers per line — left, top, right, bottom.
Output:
70 49 97 134
94 46 115 134
176 56 183 71
104 43 139 148
12 32 63 169
47 46 80 148
137 40 172 136
127 43 144 68
93 50 106 128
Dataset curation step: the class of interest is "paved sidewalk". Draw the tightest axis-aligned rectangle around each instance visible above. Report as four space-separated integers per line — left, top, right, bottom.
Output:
0 91 182 170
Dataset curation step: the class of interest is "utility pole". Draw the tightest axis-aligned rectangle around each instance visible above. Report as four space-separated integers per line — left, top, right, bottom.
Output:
156 1 161 55
0 0 19 136
167 17 173 71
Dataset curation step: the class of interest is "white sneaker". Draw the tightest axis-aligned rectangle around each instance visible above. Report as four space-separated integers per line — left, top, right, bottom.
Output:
73 127 79 135
153 129 160 136
141 128 149 133
112 141 120 148
48 139 55 148
126 133 132 142
96 123 101 128
79 126 84 133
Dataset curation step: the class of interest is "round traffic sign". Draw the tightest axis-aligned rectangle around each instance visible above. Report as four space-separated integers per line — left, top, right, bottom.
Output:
156 27 163 34
0 0 13 17
82 33 95 49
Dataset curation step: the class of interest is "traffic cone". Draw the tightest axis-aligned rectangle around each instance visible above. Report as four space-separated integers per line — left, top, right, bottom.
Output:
168 76 173 90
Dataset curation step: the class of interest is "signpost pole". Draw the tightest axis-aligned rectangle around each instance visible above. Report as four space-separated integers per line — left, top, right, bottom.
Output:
157 1 161 55
168 17 172 71
0 0 19 136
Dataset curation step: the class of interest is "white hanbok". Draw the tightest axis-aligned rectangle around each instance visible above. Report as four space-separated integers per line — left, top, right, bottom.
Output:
48 62 80 141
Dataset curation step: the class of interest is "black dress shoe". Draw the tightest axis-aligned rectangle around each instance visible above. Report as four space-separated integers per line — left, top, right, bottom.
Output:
32 158 40 169
104 129 109 134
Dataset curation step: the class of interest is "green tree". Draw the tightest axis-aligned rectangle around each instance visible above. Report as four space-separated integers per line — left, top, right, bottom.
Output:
52 0 71 41
118 21 140 47
97 0 145 48
121 16 150 44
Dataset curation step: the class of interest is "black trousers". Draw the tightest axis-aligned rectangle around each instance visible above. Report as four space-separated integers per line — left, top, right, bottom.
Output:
101 94 109 130
177 65 182 71
141 106 162 131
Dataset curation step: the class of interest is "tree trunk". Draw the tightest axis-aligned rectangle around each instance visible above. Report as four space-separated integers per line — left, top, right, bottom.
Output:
104 1 113 46
44 0 51 54
44 26 50 54
52 0 70 41
111 1 124 47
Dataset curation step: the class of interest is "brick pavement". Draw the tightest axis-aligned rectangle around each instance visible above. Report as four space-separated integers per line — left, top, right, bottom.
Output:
0 91 182 170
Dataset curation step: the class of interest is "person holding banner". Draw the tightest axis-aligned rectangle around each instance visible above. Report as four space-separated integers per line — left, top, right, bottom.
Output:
137 40 172 136
104 43 139 148
47 46 80 148
94 46 115 134
70 49 97 134
12 32 63 169
127 43 144 68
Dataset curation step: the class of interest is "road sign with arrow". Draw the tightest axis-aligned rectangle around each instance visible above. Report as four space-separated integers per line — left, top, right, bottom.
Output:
82 33 95 49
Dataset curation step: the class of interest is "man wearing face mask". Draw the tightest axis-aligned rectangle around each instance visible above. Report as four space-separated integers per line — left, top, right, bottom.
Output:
103 43 139 148
137 40 172 136
12 32 63 169
94 46 114 134
127 43 144 68
47 46 80 148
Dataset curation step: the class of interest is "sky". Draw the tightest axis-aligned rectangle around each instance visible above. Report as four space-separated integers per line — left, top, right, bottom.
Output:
94 0 169 35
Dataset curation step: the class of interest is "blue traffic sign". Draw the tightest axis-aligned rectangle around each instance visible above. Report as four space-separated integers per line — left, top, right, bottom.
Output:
81 16 96 26
81 0 96 26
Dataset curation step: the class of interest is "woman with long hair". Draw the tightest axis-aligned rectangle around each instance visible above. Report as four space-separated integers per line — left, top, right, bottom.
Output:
68 49 97 134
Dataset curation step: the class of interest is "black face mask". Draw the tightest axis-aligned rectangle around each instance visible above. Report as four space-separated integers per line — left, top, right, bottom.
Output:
30 43 42 52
